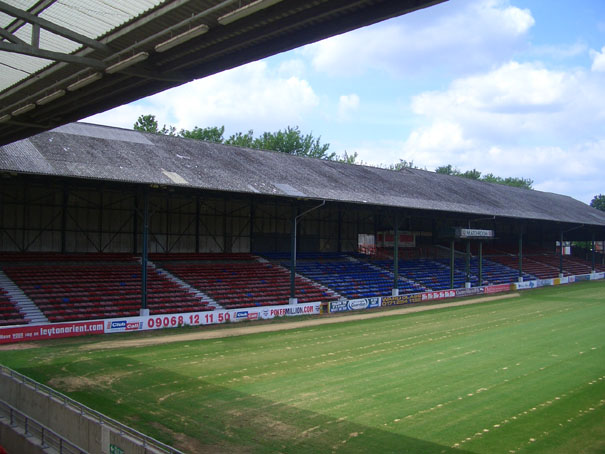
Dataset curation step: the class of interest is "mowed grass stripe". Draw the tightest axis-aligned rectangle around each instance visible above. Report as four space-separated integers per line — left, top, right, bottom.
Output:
1 281 603 453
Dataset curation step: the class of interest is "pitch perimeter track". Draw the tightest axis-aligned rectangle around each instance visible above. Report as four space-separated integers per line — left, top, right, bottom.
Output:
80 292 520 350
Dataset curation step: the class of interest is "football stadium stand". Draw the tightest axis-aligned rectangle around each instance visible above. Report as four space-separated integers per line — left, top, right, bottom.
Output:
1 254 211 322
158 254 339 309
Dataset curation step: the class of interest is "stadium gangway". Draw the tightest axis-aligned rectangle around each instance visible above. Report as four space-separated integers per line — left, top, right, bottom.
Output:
0 365 184 454
0 398 86 454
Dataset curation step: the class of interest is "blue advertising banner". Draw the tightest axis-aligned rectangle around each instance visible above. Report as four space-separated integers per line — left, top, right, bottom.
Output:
330 297 382 313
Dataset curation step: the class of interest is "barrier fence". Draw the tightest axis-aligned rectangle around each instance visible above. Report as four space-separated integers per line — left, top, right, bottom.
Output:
0 399 87 454
0 365 184 454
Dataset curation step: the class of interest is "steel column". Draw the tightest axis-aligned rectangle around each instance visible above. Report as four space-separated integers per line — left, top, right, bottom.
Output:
591 231 596 272
465 240 471 287
479 241 483 285
450 240 455 289
290 205 298 302
141 190 149 311
518 232 523 281
559 231 564 277
393 213 399 295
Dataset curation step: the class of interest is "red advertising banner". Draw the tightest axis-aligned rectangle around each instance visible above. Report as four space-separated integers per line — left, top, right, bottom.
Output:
0 321 104 345
484 283 513 294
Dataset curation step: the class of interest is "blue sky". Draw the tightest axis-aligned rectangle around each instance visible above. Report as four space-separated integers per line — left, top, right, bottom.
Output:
87 0 605 204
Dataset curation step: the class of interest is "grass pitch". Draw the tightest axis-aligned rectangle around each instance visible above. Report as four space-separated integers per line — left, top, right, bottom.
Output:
1 281 605 453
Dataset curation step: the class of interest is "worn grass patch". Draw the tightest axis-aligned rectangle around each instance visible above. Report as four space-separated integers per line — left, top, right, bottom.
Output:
1 281 604 453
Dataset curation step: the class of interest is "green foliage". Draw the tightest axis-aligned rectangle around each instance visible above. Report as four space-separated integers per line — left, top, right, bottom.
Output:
389 159 419 171
435 164 456 175
435 164 533 189
337 151 359 164
461 168 481 180
133 114 158 133
483 173 534 190
133 114 175 135
590 194 605 211
134 115 358 162
225 130 254 148
250 126 335 160
179 126 225 143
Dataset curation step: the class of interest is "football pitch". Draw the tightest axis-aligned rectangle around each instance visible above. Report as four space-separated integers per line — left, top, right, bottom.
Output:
1 281 604 453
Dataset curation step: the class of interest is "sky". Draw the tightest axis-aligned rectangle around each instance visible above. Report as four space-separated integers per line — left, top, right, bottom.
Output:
86 0 605 204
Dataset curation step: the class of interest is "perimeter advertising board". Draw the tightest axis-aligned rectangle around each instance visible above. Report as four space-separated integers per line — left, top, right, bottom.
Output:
330 297 381 313
0 320 104 344
485 283 513 294
421 290 456 301
0 302 321 344
455 287 485 297
382 293 423 306
105 302 322 334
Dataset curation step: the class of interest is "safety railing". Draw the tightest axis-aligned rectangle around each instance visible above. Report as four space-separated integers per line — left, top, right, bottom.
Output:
0 365 184 454
0 399 86 454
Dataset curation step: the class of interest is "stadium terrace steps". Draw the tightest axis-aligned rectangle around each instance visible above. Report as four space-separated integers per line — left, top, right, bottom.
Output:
0 271 45 325
146 260 222 310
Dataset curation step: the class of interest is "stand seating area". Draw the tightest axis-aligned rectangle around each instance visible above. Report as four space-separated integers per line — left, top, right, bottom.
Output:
159 254 338 309
291 259 426 299
490 255 561 279
0 249 602 326
1 254 210 323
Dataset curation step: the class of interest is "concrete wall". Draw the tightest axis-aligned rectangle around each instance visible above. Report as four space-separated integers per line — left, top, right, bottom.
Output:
0 371 163 454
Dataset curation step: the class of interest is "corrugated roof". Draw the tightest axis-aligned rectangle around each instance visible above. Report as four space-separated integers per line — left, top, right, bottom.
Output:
0 0 444 146
0 0 164 92
2 121 605 228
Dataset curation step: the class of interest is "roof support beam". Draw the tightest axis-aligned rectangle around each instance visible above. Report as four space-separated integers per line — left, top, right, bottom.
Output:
0 42 106 68
0 25 27 45
0 1 110 52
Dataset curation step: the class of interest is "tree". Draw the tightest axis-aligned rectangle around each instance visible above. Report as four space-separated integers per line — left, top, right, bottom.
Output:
133 114 175 135
250 127 336 160
434 164 533 190
591 194 605 211
225 130 254 148
133 114 159 133
133 115 354 162
180 126 225 143
389 159 419 171
461 169 481 180
337 151 359 165
435 164 456 175
483 173 533 190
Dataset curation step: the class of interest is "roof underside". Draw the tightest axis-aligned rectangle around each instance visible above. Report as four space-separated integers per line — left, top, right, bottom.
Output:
0 0 444 146
2 122 605 229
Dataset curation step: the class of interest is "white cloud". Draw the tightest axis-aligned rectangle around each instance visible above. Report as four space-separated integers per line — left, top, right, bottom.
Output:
304 0 534 77
395 60 605 203
408 61 605 144
88 61 319 134
527 42 587 60
337 94 360 120
590 46 605 72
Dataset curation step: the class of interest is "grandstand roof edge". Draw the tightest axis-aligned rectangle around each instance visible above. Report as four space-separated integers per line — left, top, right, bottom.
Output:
1 121 605 228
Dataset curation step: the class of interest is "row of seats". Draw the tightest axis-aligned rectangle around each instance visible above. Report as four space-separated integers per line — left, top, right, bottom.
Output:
3 262 211 323
291 259 426 299
0 251 602 325
161 259 338 309
0 289 28 326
